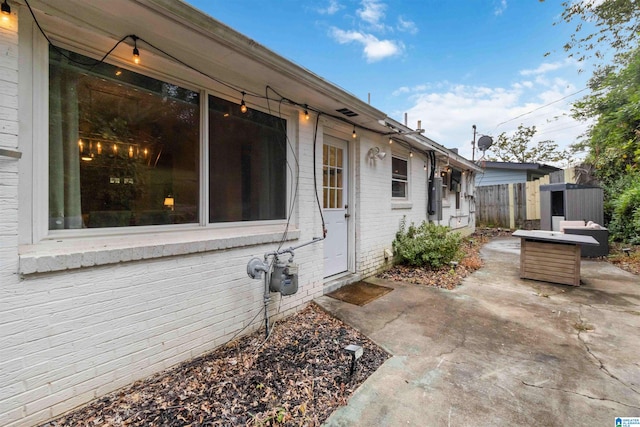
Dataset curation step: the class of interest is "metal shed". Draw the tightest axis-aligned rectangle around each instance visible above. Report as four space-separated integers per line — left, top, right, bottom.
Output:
540 183 604 231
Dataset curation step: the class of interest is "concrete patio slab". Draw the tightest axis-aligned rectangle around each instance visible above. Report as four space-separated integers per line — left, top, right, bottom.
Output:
316 237 640 427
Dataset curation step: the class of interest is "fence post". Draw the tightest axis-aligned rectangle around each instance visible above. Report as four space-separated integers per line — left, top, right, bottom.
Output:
508 183 515 229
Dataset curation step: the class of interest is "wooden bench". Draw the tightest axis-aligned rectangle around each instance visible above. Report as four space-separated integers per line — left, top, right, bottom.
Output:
512 230 599 286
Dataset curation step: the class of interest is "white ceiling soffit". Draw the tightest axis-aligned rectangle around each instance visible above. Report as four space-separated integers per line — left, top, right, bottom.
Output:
24 0 388 131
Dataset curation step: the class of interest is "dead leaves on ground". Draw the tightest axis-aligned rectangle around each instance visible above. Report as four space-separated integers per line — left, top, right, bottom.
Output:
42 304 388 427
379 233 487 290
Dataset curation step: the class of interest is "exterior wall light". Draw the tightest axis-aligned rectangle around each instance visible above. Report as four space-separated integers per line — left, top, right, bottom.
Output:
367 147 386 161
1 1 11 18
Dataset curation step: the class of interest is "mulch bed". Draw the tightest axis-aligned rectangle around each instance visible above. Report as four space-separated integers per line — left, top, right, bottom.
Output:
376 230 506 290
608 242 640 275
42 304 388 427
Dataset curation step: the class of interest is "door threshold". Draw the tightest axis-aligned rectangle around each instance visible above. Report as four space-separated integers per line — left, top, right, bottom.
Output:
323 272 361 294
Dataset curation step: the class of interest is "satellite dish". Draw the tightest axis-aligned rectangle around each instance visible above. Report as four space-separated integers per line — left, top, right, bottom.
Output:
477 135 493 151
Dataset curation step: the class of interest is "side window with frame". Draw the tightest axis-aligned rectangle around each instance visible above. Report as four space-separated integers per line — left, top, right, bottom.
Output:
440 169 450 201
392 155 409 199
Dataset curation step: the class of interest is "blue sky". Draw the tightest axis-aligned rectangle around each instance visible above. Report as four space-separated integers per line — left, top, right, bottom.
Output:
186 0 593 162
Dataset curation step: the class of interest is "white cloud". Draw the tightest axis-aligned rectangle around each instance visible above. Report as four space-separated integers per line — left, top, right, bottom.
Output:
392 83 429 96
393 86 410 96
357 0 387 30
391 75 589 162
317 0 343 15
329 27 403 62
397 16 418 35
520 59 575 76
494 0 507 16
322 0 416 63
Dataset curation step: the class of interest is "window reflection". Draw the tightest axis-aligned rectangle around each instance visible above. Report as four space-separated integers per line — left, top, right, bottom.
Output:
208 95 287 222
49 47 200 229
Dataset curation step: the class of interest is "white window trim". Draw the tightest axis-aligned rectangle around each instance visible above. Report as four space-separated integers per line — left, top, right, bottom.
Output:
391 154 410 200
18 18 299 272
440 167 451 208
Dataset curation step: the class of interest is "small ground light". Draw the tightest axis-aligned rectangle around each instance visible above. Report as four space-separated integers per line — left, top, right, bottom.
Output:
344 344 363 376
449 261 458 269
623 248 631 257
469 239 474 248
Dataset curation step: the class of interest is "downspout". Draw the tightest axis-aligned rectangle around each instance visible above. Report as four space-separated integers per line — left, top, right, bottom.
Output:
427 151 436 217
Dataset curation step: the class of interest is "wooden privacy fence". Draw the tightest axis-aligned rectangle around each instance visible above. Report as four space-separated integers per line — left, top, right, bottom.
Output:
476 175 550 229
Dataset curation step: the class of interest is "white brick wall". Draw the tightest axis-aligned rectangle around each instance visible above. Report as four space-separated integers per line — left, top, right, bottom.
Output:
0 6 24 427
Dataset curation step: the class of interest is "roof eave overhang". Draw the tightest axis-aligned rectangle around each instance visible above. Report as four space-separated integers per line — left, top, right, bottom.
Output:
138 0 389 126
381 118 482 172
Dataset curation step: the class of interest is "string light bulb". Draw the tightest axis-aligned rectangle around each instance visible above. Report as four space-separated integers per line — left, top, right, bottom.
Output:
1 1 10 19
424 163 427 171
132 36 140 64
304 105 309 120
240 91 248 113
352 126 357 139
409 151 414 158
388 138 393 144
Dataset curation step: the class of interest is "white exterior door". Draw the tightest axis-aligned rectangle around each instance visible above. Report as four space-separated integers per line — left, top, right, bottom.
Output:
323 136 349 278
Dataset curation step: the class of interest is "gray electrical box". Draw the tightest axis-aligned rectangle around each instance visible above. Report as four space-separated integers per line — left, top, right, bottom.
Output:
430 177 443 221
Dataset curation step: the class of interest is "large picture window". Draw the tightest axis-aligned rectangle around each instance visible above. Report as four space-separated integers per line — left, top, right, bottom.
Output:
48 46 289 231
49 47 200 229
208 95 287 223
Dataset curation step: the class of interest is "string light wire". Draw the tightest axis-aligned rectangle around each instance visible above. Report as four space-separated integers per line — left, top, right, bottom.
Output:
491 87 589 132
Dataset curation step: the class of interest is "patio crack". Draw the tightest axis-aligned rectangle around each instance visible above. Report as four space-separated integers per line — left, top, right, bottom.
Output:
436 325 467 359
378 309 407 331
576 306 640 396
519 379 640 410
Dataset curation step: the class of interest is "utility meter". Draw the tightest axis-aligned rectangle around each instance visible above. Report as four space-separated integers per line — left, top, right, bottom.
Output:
269 259 299 296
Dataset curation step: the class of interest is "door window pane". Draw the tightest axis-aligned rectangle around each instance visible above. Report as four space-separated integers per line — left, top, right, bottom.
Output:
49 47 199 229
323 144 345 209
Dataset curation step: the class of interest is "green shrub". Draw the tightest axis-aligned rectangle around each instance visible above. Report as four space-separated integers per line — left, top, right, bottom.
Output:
392 217 462 268
609 178 640 244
